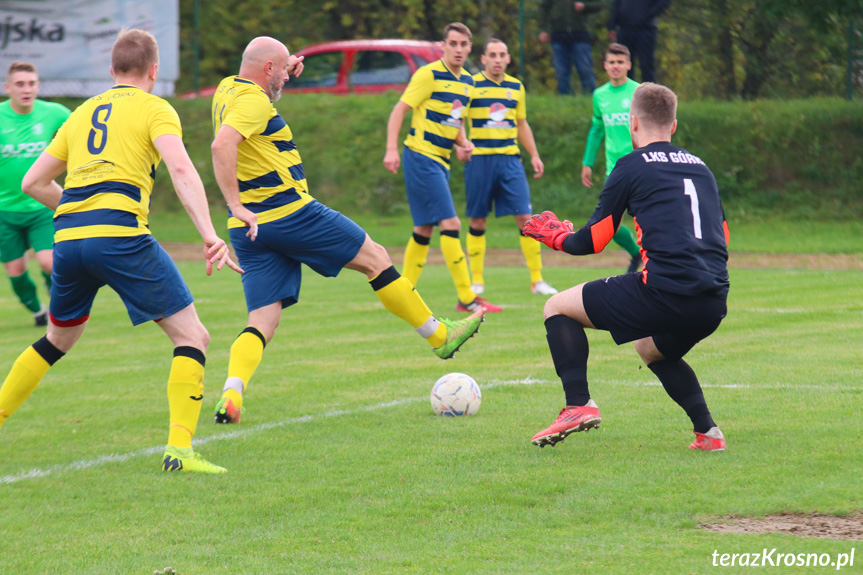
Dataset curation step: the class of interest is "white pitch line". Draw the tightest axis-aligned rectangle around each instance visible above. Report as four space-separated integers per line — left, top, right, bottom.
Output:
1 376 857 485
602 380 863 392
0 377 550 485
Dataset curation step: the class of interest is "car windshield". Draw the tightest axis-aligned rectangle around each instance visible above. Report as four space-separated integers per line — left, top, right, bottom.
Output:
286 51 342 89
350 51 411 86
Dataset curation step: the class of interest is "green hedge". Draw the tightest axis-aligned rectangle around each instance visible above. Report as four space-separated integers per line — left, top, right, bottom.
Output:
59 94 863 220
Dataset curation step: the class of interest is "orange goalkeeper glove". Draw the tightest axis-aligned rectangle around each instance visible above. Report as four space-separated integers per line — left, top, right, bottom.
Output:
523 211 574 251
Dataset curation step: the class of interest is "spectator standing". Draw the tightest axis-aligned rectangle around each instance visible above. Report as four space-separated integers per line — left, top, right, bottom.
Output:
539 0 601 96
608 0 671 83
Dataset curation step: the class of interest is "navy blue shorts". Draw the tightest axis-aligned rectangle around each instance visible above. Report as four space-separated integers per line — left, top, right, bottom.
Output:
50 235 194 326
230 201 366 312
582 272 727 360
464 154 532 218
402 147 456 225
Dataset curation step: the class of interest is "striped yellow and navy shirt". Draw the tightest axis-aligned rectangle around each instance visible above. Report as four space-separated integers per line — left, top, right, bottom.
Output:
400 60 474 168
211 75 314 229
45 85 179 243
466 72 526 156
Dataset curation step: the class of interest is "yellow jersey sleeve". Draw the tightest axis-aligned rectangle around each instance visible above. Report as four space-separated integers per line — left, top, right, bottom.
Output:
516 84 527 120
148 101 182 141
400 67 434 109
45 119 69 162
221 91 270 139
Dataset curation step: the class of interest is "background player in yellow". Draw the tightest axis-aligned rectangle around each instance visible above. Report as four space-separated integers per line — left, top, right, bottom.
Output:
384 23 502 314
210 37 484 425
458 39 558 297
0 29 241 474
0 62 70 326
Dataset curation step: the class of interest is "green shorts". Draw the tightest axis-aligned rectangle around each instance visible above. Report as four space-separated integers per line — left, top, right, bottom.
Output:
0 208 55 263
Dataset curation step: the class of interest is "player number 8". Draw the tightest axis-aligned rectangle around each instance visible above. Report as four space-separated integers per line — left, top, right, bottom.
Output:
88 103 113 155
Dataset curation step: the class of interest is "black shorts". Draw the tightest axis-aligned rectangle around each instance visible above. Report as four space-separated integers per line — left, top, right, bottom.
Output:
582 273 727 361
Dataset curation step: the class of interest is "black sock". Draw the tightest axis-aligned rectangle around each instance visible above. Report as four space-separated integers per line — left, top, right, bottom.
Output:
544 315 590 406
648 358 715 433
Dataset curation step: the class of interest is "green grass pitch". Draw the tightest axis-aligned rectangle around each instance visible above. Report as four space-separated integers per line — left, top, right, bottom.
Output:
0 259 860 574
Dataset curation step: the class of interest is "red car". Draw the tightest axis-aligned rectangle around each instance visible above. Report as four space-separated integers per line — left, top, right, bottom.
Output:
182 39 475 98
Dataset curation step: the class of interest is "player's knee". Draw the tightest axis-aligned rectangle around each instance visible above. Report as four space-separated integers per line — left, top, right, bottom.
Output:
543 295 563 320
354 240 392 277
439 217 462 231
196 324 211 351
370 241 392 267
634 338 663 364
5 258 27 276
180 320 210 351
469 218 488 230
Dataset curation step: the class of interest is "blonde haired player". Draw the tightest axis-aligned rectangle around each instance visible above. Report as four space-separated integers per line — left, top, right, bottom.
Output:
0 29 241 474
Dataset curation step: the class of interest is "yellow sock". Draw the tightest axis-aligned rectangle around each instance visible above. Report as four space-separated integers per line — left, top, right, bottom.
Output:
467 230 486 286
520 234 543 284
403 234 430 287
440 231 476 303
166 349 205 449
0 345 53 428
371 267 446 348
222 329 266 409
222 387 243 408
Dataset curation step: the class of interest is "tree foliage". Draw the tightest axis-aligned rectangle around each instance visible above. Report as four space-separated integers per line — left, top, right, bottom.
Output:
178 0 862 99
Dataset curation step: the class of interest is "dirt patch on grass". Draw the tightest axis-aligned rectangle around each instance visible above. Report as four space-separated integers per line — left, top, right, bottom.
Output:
700 512 863 540
163 243 863 271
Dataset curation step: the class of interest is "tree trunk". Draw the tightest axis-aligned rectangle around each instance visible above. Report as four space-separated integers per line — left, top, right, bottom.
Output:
716 0 737 98
740 15 776 99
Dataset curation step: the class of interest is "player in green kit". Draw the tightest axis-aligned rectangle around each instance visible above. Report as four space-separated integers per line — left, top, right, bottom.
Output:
0 62 70 325
581 43 641 273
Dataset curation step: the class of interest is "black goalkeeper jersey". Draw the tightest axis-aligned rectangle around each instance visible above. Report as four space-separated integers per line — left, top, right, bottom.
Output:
562 141 730 297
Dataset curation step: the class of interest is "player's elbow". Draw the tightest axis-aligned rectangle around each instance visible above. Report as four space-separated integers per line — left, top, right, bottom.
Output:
21 170 42 198
167 158 195 181
210 138 225 158
211 137 235 164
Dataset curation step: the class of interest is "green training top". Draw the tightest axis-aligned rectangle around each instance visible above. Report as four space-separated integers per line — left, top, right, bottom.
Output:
582 78 639 177
0 99 71 212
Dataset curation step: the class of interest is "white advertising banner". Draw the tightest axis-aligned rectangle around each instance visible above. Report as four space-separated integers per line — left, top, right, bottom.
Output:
0 0 179 97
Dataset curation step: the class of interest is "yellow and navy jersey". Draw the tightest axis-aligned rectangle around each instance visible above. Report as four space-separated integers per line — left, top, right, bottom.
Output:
45 85 180 243
212 76 314 229
401 60 474 167
466 72 526 156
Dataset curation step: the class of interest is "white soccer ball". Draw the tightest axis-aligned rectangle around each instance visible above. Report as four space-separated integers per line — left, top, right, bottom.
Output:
430 373 481 416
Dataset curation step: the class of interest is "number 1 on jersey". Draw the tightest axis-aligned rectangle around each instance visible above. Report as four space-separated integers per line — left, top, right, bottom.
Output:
683 178 702 239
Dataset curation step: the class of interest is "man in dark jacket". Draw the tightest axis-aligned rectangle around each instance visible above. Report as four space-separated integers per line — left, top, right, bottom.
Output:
539 0 602 95
608 0 671 82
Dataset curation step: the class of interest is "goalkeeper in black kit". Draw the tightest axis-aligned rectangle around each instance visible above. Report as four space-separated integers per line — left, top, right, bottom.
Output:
523 83 730 452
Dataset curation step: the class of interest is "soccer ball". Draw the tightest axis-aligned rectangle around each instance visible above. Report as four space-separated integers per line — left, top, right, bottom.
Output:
430 373 481 417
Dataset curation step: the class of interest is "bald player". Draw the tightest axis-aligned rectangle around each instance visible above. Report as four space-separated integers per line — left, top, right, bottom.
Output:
210 37 484 425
